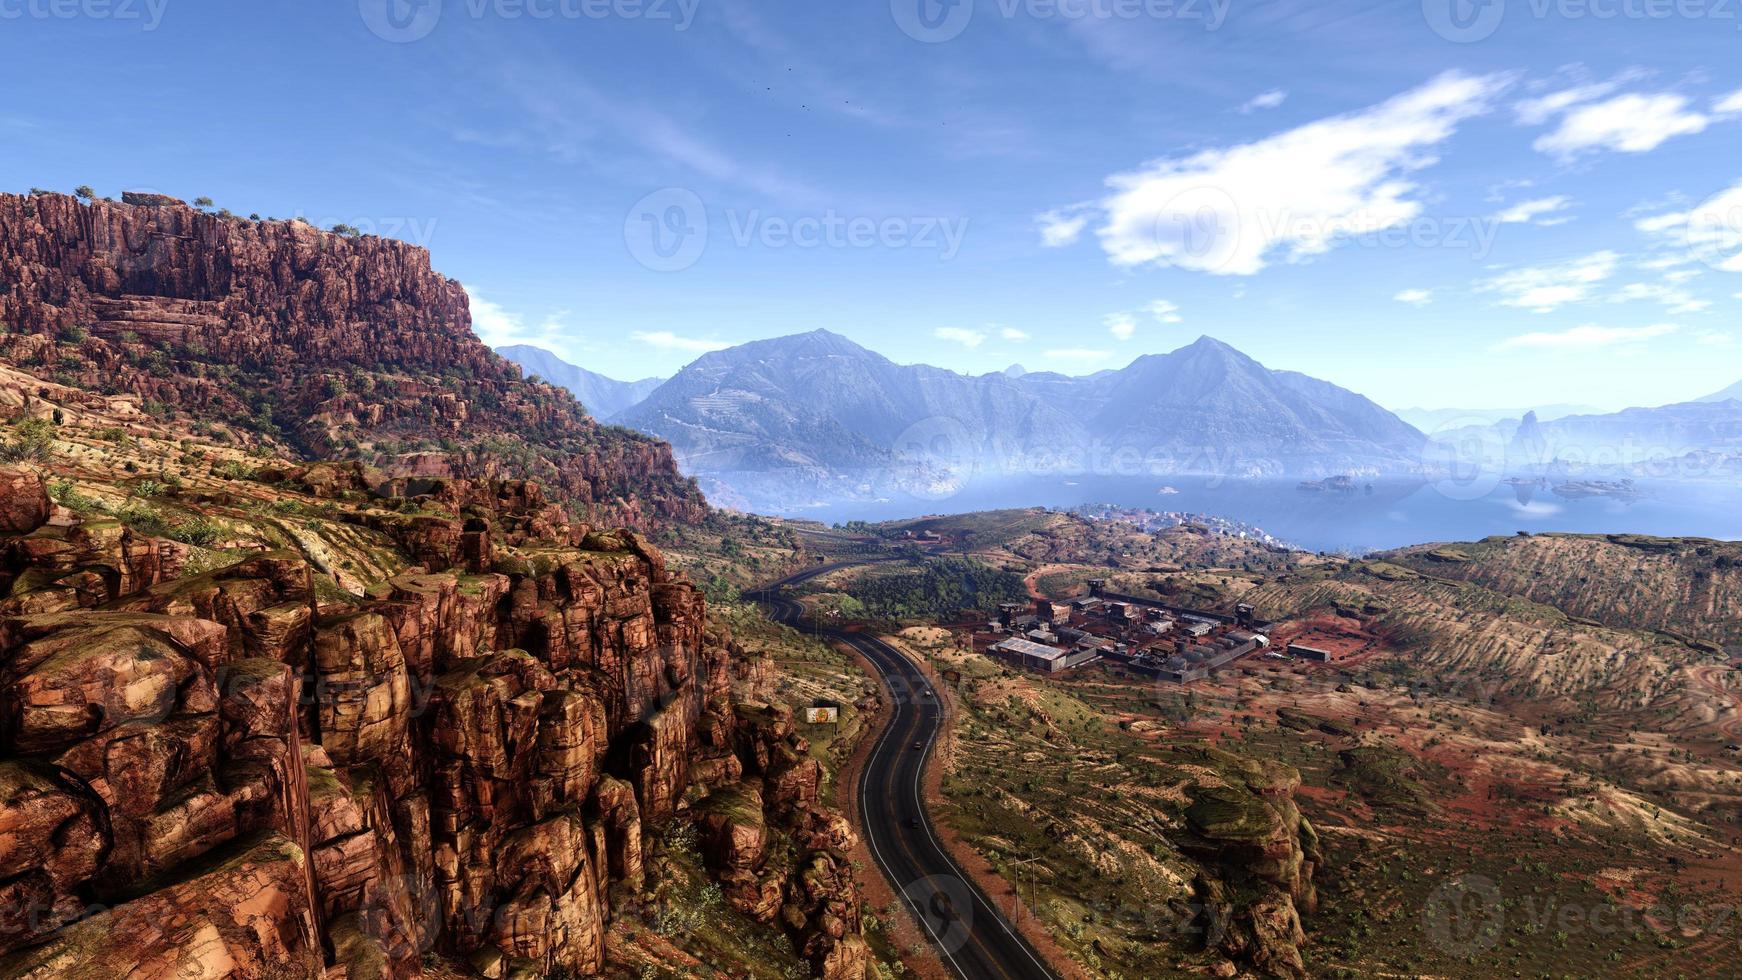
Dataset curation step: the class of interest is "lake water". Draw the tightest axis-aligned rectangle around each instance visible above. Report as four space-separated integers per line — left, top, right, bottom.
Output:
763 474 1742 554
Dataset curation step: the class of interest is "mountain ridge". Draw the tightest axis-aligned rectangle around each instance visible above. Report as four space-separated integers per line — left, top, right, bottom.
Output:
496 343 664 419
616 330 1426 511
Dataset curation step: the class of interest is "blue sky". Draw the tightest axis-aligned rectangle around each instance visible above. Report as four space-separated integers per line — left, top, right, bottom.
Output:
3 0 1740 417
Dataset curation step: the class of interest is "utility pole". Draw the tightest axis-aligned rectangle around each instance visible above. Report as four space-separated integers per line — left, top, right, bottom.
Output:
1008 853 1043 924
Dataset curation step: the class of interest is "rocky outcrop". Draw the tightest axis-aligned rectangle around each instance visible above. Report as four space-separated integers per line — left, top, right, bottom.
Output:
0 466 49 535
0 478 867 978
0 191 705 529
1178 753 1320 979
691 702 872 979
0 190 868 979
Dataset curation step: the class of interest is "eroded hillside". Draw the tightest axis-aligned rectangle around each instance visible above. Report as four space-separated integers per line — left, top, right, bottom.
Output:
0 194 876 979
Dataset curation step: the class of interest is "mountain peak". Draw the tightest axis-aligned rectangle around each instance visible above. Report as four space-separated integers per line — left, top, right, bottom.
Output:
1179 335 1242 356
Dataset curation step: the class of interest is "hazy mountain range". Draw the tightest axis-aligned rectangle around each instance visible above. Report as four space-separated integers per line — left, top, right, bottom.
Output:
498 343 665 419
499 334 1742 511
504 331 1428 510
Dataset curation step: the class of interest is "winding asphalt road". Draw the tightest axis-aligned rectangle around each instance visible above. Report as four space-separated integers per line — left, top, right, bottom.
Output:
747 561 1058 980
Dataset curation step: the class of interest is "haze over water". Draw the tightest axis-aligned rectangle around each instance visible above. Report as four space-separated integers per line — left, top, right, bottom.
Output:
779 475 1742 554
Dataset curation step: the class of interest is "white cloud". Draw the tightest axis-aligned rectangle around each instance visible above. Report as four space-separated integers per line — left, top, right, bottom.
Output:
1494 322 1678 351
999 327 1030 341
1043 348 1113 363
1478 250 1620 312
1492 196 1571 225
630 330 732 353
934 326 989 348
1394 288 1434 306
1532 93 1708 158
1036 205 1093 247
1238 89 1287 114
1715 89 1742 115
1083 71 1509 276
1632 181 1742 272
467 291 530 347
1513 81 1623 125
1104 313 1137 340
1146 299 1182 323
1611 281 1710 314
1696 329 1735 346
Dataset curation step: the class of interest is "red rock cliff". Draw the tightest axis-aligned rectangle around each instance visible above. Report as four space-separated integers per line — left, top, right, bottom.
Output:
0 191 705 529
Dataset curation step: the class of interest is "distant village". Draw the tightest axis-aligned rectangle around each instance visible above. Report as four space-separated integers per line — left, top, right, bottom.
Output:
1064 503 1294 550
974 580 1351 683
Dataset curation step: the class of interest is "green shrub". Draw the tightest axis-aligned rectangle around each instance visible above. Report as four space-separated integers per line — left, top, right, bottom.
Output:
169 517 223 548
1 416 56 462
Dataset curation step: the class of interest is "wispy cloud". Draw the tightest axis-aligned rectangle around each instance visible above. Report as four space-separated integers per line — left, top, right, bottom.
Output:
1146 299 1182 323
1104 313 1137 341
999 327 1030 341
631 330 733 353
465 289 576 351
1492 195 1571 225
1532 93 1709 159
1478 250 1619 312
1036 205 1094 248
1061 71 1510 275
1237 89 1287 114
1494 322 1677 351
934 326 989 348
1394 288 1434 306
1632 182 1742 272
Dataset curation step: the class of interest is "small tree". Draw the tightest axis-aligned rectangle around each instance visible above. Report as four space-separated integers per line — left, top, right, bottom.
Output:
1 416 56 463
193 196 214 208
74 185 95 200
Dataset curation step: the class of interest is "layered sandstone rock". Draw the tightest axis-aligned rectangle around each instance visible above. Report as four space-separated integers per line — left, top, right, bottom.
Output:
0 479 868 977
0 192 704 529
1179 754 1321 979
0 191 867 979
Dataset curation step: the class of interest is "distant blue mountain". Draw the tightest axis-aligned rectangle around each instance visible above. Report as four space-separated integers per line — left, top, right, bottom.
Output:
497 345 664 420
1698 379 1742 403
614 330 1427 511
